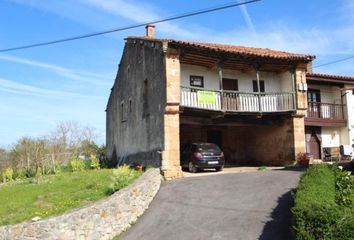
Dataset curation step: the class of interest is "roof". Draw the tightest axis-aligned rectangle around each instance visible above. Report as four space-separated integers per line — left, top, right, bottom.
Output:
126 36 316 62
306 72 354 85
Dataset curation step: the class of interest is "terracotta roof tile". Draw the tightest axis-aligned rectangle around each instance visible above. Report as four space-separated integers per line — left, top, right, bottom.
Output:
306 72 354 82
126 36 316 61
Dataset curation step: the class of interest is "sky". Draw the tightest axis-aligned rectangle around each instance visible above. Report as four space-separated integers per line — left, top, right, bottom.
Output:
0 0 354 147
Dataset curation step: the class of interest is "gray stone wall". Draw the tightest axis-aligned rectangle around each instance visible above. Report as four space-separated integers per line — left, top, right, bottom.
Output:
0 169 161 240
106 39 167 167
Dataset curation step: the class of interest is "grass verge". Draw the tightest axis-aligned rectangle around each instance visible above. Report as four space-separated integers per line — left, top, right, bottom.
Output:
0 167 143 226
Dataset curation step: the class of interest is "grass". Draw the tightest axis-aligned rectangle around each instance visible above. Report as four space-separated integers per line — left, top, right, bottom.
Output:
0 168 142 226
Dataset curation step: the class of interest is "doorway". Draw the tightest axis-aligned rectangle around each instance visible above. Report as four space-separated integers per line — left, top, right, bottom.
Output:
306 127 321 159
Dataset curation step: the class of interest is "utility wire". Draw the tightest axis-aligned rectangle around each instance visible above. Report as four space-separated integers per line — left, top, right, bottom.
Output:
0 0 261 53
313 55 354 69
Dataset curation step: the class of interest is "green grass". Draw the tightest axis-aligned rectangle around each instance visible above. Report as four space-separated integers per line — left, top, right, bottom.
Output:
0 168 141 226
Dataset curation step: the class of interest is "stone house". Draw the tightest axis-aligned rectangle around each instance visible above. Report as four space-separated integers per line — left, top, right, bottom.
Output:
106 25 354 179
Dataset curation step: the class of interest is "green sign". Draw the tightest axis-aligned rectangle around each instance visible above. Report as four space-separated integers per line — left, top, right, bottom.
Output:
197 91 216 105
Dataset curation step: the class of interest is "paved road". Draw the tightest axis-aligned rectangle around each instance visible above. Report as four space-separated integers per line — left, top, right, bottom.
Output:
122 170 302 240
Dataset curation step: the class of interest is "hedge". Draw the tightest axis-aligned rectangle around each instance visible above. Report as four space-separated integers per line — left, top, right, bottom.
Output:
292 165 354 240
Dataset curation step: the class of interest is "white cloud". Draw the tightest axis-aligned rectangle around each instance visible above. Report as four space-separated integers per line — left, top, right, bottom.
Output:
239 4 256 35
0 77 104 99
0 54 111 85
78 0 204 39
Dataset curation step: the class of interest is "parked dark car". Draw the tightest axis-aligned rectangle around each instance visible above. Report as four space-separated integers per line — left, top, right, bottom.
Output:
180 143 225 173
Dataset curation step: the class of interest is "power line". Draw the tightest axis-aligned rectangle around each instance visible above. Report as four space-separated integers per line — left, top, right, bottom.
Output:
313 55 354 69
0 0 261 53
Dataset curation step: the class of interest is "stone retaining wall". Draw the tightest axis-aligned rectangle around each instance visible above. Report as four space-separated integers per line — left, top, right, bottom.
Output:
0 168 161 240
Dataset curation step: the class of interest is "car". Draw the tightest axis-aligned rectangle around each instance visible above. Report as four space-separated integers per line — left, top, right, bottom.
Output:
180 143 225 173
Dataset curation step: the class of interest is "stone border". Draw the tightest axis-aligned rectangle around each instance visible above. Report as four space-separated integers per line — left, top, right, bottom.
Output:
0 168 161 240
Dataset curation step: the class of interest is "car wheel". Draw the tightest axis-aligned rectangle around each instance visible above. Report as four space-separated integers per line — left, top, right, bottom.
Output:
188 161 197 173
215 166 224 172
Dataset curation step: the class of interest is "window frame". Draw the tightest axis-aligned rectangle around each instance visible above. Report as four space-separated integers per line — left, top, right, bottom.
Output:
252 80 265 93
222 78 239 91
190 75 204 88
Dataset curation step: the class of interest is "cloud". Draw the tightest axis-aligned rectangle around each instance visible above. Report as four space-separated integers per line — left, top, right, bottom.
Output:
0 54 111 85
0 77 104 99
239 4 256 35
78 0 204 39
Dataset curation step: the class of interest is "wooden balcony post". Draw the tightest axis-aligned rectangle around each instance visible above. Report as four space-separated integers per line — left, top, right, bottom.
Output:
290 69 296 111
255 67 262 112
217 64 224 111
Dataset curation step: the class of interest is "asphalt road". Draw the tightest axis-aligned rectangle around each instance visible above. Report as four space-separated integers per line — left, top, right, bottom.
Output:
121 170 302 240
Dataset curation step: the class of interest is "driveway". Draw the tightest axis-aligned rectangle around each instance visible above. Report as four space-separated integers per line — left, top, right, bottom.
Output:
121 169 302 240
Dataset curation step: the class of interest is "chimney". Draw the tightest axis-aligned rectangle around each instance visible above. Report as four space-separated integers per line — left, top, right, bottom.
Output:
145 24 155 38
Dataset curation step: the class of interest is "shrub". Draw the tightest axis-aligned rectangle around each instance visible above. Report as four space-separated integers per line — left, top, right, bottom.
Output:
296 152 310 167
13 168 27 180
90 154 100 170
2 168 14 182
69 159 85 172
106 165 143 195
334 168 354 207
292 165 354 240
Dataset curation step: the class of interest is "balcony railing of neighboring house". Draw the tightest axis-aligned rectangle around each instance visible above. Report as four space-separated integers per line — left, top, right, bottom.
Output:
306 102 345 120
180 86 295 113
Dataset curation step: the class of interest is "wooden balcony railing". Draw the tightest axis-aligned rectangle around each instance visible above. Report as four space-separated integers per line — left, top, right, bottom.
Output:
306 102 345 120
180 86 295 113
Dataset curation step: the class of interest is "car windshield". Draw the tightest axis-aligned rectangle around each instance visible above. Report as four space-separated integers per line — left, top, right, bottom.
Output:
196 143 221 152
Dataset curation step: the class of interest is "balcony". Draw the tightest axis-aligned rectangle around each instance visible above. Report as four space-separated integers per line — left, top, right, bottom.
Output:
305 102 346 127
180 86 296 113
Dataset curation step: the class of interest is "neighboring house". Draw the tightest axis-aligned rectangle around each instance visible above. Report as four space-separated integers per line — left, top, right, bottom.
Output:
106 25 353 179
304 73 354 159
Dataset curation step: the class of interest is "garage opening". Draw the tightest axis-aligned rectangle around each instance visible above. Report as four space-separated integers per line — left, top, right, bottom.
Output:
180 113 295 167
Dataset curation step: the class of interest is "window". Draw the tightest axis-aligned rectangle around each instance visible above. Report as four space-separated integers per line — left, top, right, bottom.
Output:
308 89 321 102
222 78 238 91
120 101 125 122
253 80 265 92
143 79 149 117
190 75 204 88
129 99 132 113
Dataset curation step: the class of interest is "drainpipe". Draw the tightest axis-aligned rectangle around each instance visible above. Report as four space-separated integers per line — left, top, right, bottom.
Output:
256 67 262 113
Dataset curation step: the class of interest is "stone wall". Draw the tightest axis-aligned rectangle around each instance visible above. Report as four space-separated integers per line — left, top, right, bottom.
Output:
106 39 166 167
0 169 161 240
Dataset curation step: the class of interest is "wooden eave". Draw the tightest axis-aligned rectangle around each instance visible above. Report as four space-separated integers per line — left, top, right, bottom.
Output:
304 118 347 127
306 77 354 86
176 46 306 72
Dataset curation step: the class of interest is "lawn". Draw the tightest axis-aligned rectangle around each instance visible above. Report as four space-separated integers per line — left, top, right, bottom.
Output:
0 168 141 226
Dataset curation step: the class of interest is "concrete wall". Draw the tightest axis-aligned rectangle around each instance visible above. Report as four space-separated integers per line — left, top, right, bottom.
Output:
321 127 342 147
344 87 354 145
0 169 161 240
106 40 166 167
180 64 293 92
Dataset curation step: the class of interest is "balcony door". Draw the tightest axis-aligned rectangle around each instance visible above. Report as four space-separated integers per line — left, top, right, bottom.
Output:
307 89 321 118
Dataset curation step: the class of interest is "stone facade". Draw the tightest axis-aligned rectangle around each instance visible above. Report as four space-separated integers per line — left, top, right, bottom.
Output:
106 39 166 167
0 169 161 240
161 48 183 179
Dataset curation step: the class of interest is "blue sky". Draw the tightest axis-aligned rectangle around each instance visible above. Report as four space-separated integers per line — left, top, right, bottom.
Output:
0 0 354 147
